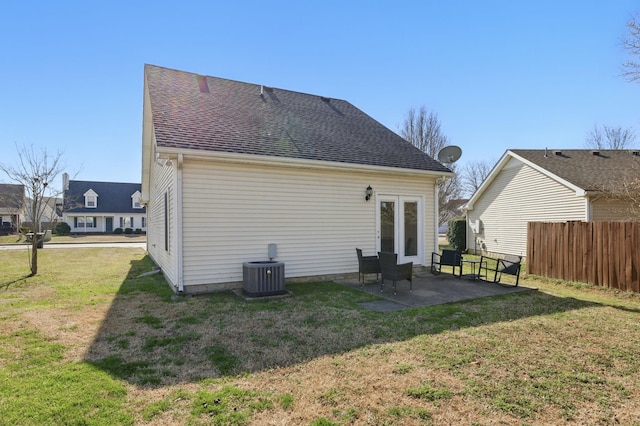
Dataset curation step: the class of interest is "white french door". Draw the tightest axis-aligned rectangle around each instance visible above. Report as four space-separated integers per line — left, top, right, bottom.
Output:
376 195 423 264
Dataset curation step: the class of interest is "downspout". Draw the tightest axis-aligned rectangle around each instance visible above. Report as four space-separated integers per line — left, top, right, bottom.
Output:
434 177 445 255
587 194 601 222
176 153 184 292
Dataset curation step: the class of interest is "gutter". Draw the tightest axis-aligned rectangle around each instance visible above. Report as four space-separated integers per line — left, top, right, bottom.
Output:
586 194 602 221
155 147 455 179
434 176 446 255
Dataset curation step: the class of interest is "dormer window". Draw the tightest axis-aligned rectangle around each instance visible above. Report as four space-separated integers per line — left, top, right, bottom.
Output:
84 189 98 208
132 191 143 209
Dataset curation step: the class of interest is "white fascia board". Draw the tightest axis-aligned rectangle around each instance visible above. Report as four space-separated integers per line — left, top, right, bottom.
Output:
141 76 154 197
464 150 587 210
155 146 455 179
508 151 587 196
463 150 511 211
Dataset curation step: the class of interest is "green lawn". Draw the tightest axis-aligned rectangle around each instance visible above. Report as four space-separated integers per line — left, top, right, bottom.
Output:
1 248 640 425
0 233 146 245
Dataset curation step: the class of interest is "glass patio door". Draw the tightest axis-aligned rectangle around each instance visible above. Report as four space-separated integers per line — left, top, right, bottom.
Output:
377 195 422 264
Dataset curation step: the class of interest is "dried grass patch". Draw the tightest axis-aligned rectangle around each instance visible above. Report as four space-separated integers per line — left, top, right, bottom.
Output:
3 249 640 424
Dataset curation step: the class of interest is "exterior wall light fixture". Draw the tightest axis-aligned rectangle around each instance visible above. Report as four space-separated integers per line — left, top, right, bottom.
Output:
365 185 373 201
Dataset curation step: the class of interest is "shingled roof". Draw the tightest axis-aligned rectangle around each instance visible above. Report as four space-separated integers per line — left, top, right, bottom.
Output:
144 64 451 173
64 181 144 214
511 149 640 192
0 184 24 211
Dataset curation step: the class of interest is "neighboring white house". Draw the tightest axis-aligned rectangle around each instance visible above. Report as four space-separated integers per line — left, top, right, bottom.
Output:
464 149 640 257
61 173 146 233
141 64 453 294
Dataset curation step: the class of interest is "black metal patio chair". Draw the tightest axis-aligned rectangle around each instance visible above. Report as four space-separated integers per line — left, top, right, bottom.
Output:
378 251 413 295
479 254 522 286
430 249 462 276
356 248 381 284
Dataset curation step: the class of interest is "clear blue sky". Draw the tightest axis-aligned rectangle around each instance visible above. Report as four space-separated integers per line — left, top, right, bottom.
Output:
1 1 639 186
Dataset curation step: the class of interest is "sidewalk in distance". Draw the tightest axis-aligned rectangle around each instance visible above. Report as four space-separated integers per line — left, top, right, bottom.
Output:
0 234 146 246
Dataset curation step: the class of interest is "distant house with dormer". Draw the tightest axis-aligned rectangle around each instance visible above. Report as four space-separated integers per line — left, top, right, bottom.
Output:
61 173 146 233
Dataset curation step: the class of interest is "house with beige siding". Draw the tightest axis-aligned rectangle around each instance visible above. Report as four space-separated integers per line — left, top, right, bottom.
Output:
141 64 453 294
464 149 640 257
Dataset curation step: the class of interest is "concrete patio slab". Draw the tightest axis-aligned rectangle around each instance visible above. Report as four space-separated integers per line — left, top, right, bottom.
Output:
337 271 536 311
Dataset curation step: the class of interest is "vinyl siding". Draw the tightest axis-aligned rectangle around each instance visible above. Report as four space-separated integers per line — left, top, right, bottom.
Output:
147 157 177 288
591 198 638 221
180 158 437 288
467 157 587 256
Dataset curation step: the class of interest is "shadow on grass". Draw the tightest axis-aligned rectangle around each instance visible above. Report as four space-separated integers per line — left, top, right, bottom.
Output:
85 256 600 388
0 275 32 290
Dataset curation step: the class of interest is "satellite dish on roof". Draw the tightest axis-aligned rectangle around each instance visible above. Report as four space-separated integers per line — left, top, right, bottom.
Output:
437 145 462 164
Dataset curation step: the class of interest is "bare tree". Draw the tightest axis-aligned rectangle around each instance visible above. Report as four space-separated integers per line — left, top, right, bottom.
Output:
399 106 449 157
623 14 640 82
585 124 636 150
612 177 640 219
399 106 461 224
595 177 640 221
0 145 65 275
438 163 463 223
461 159 494 197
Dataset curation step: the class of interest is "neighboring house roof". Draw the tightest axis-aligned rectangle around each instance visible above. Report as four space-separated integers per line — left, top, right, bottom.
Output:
0 183 24 212
144 64 451 174
466 149 640 210
443 198 468 212
64 181 145 214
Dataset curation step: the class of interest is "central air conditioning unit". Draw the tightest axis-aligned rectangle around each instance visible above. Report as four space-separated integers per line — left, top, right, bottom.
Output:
242 261 286 297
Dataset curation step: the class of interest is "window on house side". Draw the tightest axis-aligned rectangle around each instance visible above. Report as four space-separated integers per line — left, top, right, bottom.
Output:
76 217 95 228
164 192 168 251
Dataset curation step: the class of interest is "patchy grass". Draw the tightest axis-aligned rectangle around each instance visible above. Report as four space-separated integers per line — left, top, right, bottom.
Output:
406 383 453 401
0 328 133 424
2 248 640 424
0 233 146 245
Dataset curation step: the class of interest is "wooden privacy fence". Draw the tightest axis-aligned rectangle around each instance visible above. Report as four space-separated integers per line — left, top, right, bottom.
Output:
527 221 640 293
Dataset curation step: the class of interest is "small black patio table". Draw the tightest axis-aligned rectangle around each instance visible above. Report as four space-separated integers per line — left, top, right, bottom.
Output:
460 258 486 280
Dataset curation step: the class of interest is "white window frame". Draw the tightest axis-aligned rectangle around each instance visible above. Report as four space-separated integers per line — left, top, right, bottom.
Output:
77 216 96 228
376 194 424 265
84 189 98 209
131 191 143 209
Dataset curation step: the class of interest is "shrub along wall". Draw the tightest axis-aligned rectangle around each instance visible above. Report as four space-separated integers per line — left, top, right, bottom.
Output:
447 217 466 252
